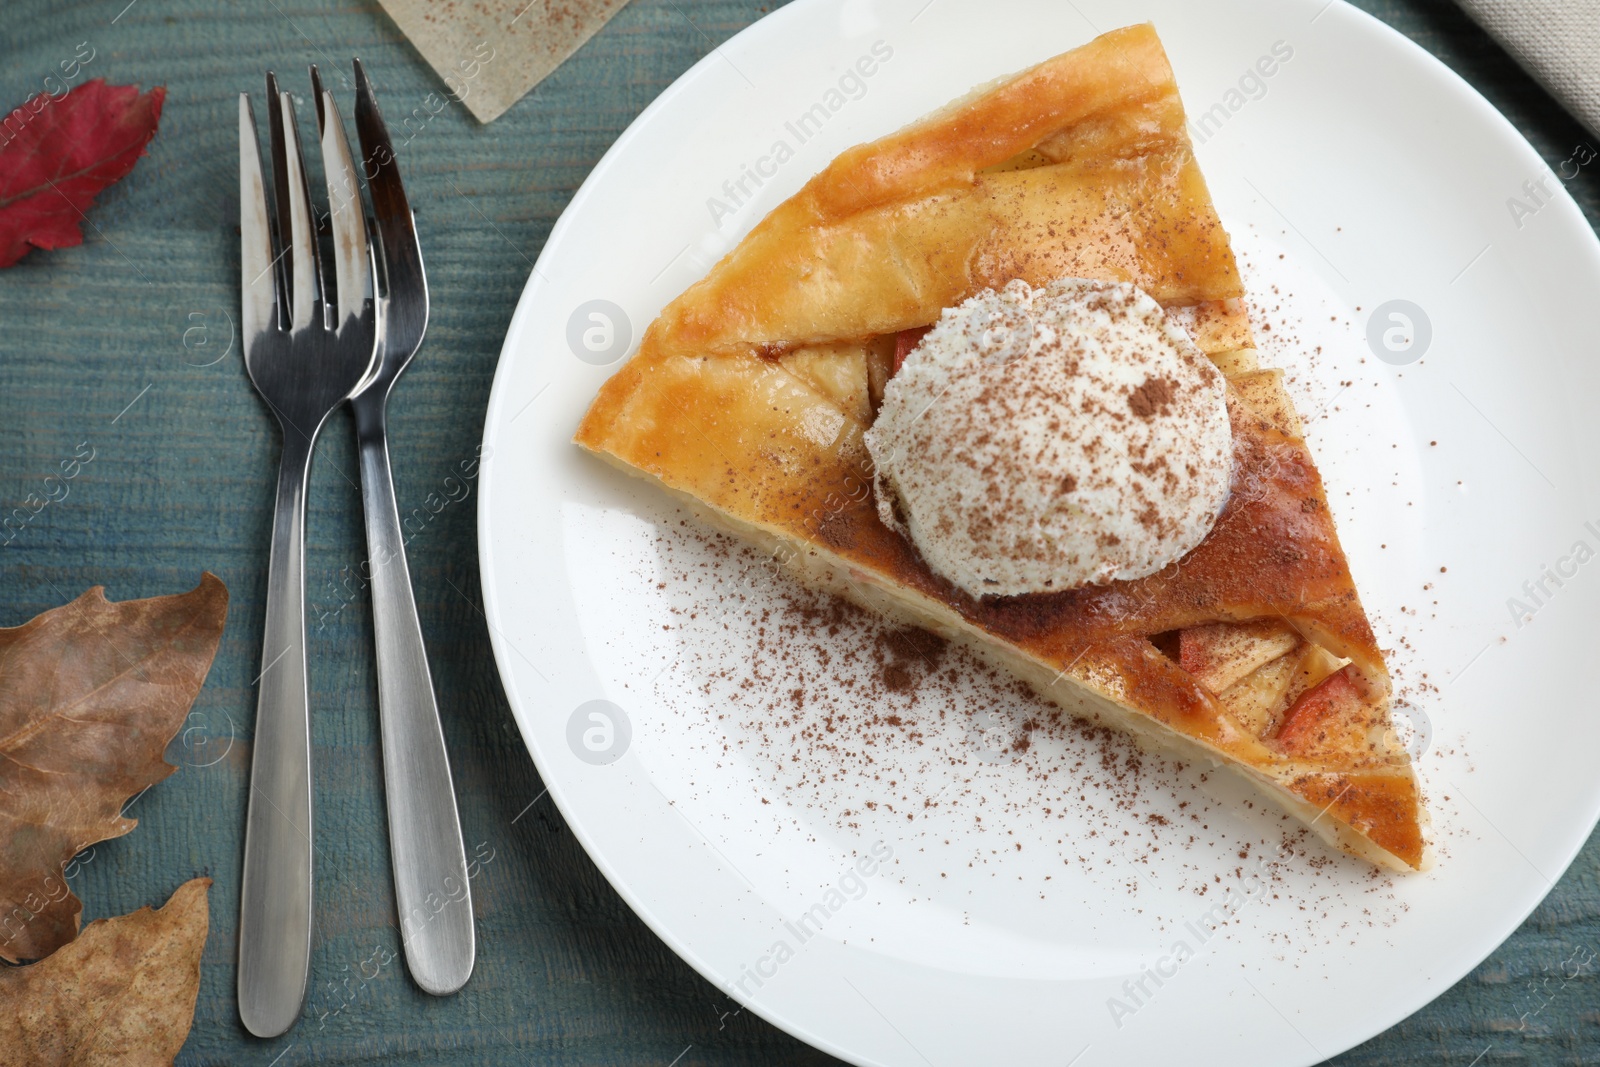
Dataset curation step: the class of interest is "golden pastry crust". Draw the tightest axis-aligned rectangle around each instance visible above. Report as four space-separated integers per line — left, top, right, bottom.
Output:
575 23 1426 870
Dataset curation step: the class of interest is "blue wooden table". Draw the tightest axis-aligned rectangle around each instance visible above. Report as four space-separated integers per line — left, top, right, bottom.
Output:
1 0 1596 1062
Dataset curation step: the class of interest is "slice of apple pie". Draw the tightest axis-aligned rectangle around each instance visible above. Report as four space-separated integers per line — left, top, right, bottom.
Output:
575 23 1427 870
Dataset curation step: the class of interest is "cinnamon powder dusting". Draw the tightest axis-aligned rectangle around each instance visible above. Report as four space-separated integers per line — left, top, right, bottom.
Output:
607 513 1411 954
1128 375 1175 418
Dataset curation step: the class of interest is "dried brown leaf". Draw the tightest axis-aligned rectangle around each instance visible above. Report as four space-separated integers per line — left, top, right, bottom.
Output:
0 877 210 1065
0 575 228 963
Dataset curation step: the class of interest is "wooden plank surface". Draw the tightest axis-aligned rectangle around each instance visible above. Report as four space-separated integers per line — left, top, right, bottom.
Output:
0 0 1595 1063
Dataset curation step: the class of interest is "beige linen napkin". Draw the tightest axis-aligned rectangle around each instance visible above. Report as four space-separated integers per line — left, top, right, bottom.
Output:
1456 0 1600 138
377 0 631 123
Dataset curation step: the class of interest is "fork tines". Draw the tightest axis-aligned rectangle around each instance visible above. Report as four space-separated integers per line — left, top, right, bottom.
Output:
351 58 427 324
239 75 372 344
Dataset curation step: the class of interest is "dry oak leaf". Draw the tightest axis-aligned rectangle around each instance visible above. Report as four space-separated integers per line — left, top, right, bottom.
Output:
0 79 166 268
0 574 227 964
0 877 210 1066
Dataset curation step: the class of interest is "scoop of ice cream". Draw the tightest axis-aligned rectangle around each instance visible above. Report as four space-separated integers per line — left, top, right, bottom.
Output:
863 278 1232 598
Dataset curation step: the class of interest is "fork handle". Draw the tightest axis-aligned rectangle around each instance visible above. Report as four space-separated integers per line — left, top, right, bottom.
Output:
352 394 476 996
238 431 317 1038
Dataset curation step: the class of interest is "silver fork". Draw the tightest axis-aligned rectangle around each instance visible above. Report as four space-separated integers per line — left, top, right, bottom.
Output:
237 75 378 1038
311 59 475 996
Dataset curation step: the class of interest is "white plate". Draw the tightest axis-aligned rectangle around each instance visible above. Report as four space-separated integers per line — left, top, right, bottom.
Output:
478 1 1600 1063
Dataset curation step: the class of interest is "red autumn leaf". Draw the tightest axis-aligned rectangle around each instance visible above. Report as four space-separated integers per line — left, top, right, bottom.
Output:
0 79 166 268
